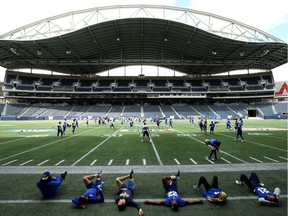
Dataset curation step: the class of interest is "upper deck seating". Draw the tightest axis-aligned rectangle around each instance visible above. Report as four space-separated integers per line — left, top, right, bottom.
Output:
40 77 60 86
172 105 200 117
18 75 40 85
5 74 17 83
80 79 95 87
123 105 141 118
160 105 178 118
143 105 162 118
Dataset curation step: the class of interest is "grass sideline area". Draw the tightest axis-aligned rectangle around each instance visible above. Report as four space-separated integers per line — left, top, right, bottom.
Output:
0 119 287 215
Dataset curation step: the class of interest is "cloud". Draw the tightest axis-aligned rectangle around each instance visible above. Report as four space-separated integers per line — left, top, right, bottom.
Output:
190 0 288 32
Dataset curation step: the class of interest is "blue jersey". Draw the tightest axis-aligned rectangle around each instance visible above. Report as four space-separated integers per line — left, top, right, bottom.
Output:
164 191 185 207
164 183 185 207
83 188 104 203
201 188 222 199
209 139 221 147
209 123 215 130
237 121 243 129
37 176 63 197
254 186 276 200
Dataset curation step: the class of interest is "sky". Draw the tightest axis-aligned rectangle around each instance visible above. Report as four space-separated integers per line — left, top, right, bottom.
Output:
0 0 287 82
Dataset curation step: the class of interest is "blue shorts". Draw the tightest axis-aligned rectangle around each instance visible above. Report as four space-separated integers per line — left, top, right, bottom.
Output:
86 179 103 189
120 180 134 192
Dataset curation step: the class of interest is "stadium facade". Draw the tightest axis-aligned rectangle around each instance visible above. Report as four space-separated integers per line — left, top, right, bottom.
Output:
0 5 287 120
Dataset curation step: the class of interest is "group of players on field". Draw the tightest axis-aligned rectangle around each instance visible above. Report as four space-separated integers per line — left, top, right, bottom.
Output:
41 118 281 215
36 169 281 215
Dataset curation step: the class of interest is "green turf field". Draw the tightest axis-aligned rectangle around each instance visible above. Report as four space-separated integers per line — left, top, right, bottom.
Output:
0 119 287 216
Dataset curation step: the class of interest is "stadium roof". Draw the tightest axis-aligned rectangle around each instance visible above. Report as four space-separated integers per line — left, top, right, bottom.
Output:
0 5 287 76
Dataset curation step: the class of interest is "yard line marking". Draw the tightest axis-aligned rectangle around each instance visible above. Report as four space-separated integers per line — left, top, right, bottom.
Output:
175 129 248 163
108 159 113 166
279 156 288 160
189 158 198 164
217 132 287 152
1 195 288 203
19 159 33 166
149 138 163 166
143 159 146 165
55 160 65 166
2 159 18 166
220 157 231 164
38 160 49 166
205 158 215 164
0 128 95 162
126 159 130 165
249 157 263 163
264 156 279 162
90 160 97 165
0 137 35 146
71 128 121 166
174 158 180 165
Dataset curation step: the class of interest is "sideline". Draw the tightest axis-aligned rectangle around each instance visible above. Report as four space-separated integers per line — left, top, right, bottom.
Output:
0 163 286 174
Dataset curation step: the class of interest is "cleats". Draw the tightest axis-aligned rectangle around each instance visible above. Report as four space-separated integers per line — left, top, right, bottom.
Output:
175 171 180 180
274 187 281 196
129 169 134 179
235 180 244 186
96 168 102 178
61 171 67 180
193 184 199 190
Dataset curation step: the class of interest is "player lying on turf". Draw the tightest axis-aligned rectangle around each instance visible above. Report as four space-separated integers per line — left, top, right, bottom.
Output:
144 171 203 211
193 175 227 204
235 172 280 205
115 170 144 216
72 169 104 208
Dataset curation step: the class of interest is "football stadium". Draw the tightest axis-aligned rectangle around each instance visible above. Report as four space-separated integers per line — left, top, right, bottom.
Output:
0 5 287 216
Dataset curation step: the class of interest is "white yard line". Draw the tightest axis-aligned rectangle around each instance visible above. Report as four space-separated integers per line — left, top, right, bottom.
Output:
71 128 121 166
55 160 65 166
221 157 232 164
108 159 113 166
38 160 49 166
205 158 215 164
2 159 18 166
279 156 288 160
149 138 163 166
19 159 33 166
189 158 197 164
0 129 95 162
249 157 263 163
0 134 49 146
175 129 248 163
217 132 287 152
90 160 97 165
174 158 180 165
264 156 279 162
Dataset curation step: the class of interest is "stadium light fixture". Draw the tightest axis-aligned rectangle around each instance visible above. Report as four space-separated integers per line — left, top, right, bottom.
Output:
211 51 217 55
10 48 19 56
